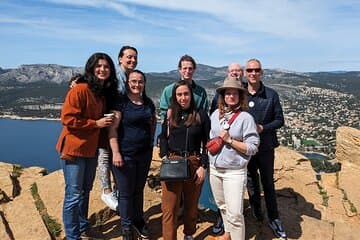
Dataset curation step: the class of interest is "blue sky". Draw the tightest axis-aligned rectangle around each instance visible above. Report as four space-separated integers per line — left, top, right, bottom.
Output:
1 0 359 72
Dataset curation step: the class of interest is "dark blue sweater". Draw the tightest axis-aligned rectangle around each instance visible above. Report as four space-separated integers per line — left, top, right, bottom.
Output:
113 95 155 156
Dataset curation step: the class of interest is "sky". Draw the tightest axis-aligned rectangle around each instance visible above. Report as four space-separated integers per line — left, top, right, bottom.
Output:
1 0 359 73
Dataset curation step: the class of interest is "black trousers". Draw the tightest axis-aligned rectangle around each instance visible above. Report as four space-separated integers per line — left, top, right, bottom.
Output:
247 149 279 220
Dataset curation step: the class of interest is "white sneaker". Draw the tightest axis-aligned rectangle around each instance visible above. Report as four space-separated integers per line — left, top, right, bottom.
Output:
184 235 193 240
101 190 118 211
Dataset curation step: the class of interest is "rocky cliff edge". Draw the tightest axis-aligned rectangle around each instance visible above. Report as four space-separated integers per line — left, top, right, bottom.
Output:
1 127 359 239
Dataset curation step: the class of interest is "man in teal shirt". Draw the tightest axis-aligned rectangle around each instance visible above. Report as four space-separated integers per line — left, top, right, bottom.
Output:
159 54 208 121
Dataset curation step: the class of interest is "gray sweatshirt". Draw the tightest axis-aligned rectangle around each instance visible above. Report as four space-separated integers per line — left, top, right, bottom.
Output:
208 110 260 169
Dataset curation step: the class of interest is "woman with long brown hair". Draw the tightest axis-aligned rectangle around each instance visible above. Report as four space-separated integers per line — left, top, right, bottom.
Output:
159 80 210 240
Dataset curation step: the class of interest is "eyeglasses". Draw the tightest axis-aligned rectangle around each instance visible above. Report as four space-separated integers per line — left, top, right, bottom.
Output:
246 68 261 73
129 80 145 85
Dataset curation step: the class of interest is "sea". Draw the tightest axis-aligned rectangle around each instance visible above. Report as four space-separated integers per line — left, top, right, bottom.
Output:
0 118 217 210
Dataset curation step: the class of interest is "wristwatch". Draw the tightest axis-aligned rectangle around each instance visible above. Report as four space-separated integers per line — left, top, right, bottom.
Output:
223 123 230 130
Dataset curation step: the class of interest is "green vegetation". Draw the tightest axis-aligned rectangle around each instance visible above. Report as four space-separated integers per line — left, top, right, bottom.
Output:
340 189 358 214
30 183 62 239
302 138 321 146
335 173 358 214
10 165 23 198
349 202 357 213
12 165 23 178
316 182 329 207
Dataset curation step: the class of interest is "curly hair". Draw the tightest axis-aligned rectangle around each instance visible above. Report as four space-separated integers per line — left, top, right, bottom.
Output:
217 89 248 119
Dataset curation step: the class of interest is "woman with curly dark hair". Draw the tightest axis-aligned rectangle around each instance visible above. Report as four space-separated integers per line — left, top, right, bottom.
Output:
56 52 118 240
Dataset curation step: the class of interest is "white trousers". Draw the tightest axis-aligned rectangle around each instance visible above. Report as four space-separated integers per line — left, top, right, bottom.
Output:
209 165 247 240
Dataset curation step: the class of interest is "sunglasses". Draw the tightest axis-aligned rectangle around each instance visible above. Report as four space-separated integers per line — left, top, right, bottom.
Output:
246 68 261 73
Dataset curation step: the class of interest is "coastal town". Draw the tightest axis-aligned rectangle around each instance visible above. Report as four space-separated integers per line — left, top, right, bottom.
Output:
275 84 359 156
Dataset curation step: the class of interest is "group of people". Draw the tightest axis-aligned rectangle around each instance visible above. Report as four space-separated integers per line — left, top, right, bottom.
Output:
56 47 286 240
56 47 155 240
207 60 286 240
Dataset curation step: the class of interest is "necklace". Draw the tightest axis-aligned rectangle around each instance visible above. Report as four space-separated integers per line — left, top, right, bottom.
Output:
181 112 188 120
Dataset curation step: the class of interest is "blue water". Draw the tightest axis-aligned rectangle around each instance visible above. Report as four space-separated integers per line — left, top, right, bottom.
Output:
0 119 63 172
0 118 217 210
300 152 329 161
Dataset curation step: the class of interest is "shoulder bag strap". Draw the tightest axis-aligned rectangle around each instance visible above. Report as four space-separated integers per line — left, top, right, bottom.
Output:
227 110 241 126
166 109 172 137
184 127 189 157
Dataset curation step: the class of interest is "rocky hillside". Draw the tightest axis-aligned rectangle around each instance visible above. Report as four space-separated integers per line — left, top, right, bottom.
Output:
0 64 82 84
0 64 359 119
0 127 360 239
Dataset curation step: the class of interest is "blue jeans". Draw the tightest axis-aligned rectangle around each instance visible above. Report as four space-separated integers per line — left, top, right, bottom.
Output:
61 156 98 240
112 150 151 229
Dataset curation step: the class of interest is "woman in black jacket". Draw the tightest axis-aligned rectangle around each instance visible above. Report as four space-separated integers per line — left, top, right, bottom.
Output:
159 80 210 240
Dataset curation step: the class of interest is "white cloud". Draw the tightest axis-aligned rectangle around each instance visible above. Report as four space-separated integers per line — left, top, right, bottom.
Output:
115 0 322 38
43 0 136 17
1 0 359 71
0 14 143 45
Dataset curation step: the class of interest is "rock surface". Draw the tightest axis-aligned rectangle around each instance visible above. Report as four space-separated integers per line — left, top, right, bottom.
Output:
336 126 360 166
1 140 359 239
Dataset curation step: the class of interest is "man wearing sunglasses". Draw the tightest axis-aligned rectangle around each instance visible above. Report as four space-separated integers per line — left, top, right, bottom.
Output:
245 59 287 239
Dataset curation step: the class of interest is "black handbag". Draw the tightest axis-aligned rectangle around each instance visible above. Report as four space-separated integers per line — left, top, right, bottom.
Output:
159 157 190 181
159 127 191 181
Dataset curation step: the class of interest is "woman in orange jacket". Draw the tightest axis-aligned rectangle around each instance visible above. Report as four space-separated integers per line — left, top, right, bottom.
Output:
56 52 118 240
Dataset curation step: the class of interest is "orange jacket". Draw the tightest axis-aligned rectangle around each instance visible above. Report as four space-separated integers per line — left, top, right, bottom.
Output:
56 83 104 158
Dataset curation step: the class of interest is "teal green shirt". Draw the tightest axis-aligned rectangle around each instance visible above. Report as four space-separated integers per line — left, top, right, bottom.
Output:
159 80 209 120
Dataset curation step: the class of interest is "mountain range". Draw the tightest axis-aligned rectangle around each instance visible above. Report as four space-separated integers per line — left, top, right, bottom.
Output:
0 64 359 118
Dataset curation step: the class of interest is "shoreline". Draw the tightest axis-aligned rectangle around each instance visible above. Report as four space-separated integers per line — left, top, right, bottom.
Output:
0 115 59 121
0 114 163 123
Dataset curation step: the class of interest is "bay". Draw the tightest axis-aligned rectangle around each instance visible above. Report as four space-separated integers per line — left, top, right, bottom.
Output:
0 118 217 210
0 118 163 173
0 118 63 172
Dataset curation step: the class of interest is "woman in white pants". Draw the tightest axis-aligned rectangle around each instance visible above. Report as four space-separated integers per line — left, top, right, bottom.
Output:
208 77 260 240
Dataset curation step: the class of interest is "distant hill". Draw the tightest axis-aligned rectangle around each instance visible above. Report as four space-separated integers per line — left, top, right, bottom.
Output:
0 64 359 118
0 64 82 84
